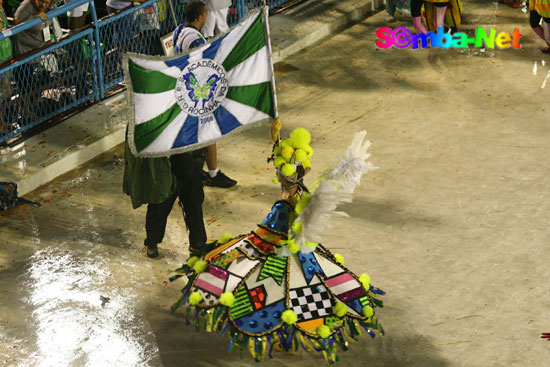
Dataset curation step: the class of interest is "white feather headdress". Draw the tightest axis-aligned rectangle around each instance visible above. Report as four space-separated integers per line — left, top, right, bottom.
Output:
281 131 377 255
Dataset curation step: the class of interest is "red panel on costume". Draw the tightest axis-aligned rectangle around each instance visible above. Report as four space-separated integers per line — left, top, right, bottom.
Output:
249 285 267 310
248 233 276 254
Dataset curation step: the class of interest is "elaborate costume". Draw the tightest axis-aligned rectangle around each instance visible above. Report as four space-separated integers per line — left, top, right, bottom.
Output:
170 128 384 362
529 0 550 53
411 0 462 34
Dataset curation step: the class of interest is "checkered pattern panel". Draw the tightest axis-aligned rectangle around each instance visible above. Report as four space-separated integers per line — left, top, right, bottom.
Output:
289 285 334 321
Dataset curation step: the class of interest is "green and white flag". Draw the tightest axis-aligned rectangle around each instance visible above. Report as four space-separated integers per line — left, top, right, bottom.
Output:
124 8 277 157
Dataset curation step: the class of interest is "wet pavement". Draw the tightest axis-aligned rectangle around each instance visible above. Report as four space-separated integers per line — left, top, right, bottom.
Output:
2 0 550 366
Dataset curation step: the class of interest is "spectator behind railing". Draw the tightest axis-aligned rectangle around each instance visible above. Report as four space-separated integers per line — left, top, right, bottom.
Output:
1 0 13 133
65 0 89 33
13 0 52 56
12 0 54 121
106 0 147 15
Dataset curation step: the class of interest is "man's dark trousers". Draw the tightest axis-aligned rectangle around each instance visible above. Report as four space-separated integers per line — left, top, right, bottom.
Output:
144 152 207 249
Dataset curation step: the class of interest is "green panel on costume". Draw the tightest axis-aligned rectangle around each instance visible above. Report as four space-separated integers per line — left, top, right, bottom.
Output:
230 284 254 319
257 256 287 285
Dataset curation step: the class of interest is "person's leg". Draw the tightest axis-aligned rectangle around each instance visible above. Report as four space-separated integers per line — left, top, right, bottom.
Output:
387 0 397 16
543 17 550 42
204 144 237 188
397 0 412 16
145 194 177 257
386 0 397 21
201 8 216 38
411 0 428 34
205 144 217 172
180 179 207 251
542 17 550 53
214 8 229 35
530 10 550 51
433 2 448 31
170 153 207 251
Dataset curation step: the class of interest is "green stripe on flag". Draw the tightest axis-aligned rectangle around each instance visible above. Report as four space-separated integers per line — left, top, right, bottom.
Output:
134 103 182 152
129 58 177 94
226 82 275 118
222 14 266 72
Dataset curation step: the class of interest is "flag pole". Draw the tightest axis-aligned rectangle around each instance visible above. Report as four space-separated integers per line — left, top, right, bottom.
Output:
262 4 279 122
167 0 178 28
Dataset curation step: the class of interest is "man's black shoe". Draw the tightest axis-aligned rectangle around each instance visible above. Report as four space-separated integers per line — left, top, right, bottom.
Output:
145 242 159 258
204 170 237 188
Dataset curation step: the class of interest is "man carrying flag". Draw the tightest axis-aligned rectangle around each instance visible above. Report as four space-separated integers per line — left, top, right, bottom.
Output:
123 3 281 258
172 0 237 189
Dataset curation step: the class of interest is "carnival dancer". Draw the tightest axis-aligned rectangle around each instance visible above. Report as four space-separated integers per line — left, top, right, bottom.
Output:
410 0 462 34
385 0 411 22
529 0 550 53
170 128 385 362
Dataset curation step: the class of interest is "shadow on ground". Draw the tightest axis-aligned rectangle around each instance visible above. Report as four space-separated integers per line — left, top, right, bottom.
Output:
150 305 451 367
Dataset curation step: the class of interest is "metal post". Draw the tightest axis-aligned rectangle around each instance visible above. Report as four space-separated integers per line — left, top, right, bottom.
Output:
89 0 105 99
167 0 178 28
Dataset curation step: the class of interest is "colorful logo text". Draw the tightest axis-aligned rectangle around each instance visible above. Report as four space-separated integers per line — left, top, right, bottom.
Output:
375 27 523 50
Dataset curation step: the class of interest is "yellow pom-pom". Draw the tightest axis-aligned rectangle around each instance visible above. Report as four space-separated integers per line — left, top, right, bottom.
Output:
272 177 279 184
302 159 312 169
281 310 298 324
317 325 331 339
289 241 301 254
292 221 302 234
334 253 344 265
280 139 292 149
305 241 317 249
281 163 295 177
281 146 294 160
189 292 202 305
274 156 286 168
187 256 199 267
359 273 371 290
273 146 282 155
334 302 348 317
219 233 232 244
294 149 307 162
193 260 208 274
305 146 314 158
363 306 374 318
220 292 235 306
289 128 311 149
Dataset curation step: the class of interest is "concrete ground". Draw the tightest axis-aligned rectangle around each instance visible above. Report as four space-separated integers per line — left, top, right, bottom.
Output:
1 0 550 366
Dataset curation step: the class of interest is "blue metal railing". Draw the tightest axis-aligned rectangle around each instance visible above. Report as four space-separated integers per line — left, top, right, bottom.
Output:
0 0 293 144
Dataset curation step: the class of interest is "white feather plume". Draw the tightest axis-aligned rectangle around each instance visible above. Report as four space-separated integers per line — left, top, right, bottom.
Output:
292 131 376 253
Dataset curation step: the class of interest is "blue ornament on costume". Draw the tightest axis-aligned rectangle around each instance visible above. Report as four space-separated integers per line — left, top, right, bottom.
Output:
299 252 326 284
233 300 286 334
261 201 292 233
